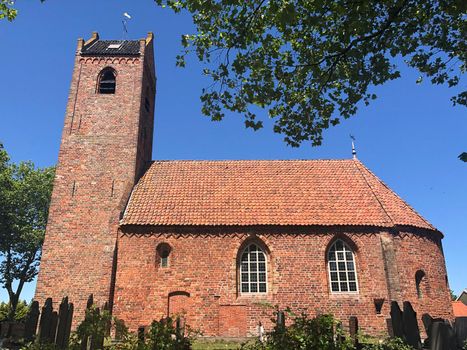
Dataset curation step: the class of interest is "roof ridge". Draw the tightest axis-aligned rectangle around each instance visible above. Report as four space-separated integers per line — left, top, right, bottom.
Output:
352 160 395 226
152 159 355 163
354 160 435 230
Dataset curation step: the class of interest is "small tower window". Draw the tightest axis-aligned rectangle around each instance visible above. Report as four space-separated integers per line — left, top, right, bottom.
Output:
156 243 171 268
415 270 426 298
98 68 116 94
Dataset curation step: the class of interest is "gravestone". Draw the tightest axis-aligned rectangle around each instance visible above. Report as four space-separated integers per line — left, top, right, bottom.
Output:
49 311 58 343
349 316 359 348
81 295 94 350
24 300 40 342
402 301 421 349
429 321 457 350
454 317 467 349
390 301 404 338
276 311 285 333
64 303 73 348
38 298 54 344
56 297 72 349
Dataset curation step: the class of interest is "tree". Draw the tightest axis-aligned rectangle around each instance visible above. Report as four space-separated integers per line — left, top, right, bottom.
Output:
0 0 17 21
155 0 466 154
0 300 30 321
0 143 54 321
451 289 458 301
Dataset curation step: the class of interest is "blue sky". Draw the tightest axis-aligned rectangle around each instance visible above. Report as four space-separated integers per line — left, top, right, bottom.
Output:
0 1 465 303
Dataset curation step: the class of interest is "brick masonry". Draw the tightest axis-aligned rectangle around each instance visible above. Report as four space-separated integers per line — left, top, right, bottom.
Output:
35 34 155 323
112 226 453 337
35 33 453 337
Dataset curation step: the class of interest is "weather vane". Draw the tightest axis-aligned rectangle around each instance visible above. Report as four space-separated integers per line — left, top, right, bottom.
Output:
350 134 357 159
122 12 132 39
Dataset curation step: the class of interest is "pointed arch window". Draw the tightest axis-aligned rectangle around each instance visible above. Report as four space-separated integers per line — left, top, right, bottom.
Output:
328 239 358 293
98 68 116 94
239 243 267 294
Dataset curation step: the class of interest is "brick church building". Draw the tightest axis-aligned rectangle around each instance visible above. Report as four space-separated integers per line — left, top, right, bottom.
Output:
35 33 453 337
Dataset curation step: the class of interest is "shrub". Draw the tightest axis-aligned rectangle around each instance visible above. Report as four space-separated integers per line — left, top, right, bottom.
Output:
0 300 30 321
241 311 355 350
360 337 414 350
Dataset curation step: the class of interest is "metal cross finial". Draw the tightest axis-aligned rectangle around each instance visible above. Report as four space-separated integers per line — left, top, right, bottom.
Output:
350 134 357 159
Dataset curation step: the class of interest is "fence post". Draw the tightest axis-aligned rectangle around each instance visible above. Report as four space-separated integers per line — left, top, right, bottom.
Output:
24 300 40 343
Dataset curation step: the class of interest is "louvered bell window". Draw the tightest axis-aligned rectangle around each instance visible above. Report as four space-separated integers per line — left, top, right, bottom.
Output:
98 69 116 94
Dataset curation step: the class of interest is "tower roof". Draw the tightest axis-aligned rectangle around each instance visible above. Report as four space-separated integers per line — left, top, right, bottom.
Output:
81 39 141 56
121 159 437 231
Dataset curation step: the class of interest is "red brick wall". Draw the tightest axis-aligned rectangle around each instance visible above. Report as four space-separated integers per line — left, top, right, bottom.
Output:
35 37 155 323
113 226 448 337
392 230 453 322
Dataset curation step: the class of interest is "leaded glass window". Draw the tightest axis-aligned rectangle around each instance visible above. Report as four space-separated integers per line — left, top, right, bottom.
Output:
240 243 267 294
328 239 358 293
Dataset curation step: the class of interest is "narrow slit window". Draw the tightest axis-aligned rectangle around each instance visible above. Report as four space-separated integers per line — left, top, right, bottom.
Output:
98 68 116 94
156 243 171 268
328 239 358 293
415 270 426 299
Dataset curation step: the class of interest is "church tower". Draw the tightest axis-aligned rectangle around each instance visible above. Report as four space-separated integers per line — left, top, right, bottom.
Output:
35 32 156 320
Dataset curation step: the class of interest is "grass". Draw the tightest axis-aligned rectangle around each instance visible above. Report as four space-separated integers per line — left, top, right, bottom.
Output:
192 338 249 350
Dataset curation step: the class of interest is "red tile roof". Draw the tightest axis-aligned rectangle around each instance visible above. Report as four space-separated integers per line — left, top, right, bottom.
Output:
121 159 436 230
453 301 467 317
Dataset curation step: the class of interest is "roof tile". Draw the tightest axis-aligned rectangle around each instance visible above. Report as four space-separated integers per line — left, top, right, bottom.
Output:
121 159 436 230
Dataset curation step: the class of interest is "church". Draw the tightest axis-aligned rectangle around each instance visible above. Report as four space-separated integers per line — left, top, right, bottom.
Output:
35 32 453 337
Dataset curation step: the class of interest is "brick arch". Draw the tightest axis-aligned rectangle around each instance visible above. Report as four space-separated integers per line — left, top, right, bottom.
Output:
236 236 271 261
167 291 191 318
324 234 359 262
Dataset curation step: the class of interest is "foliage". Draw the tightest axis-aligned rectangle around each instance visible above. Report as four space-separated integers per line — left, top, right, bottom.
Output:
141 317 193 350
239 307 416 350
0 0 17 21
463 339 467 350
0 143 55 321
241 311 355 350
0 300 30 321
21 342 59 350
459 152 467 162
360 337 414 350
155 0 466 149
451 289 458 301
69 307 112 349
67 307 194 350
